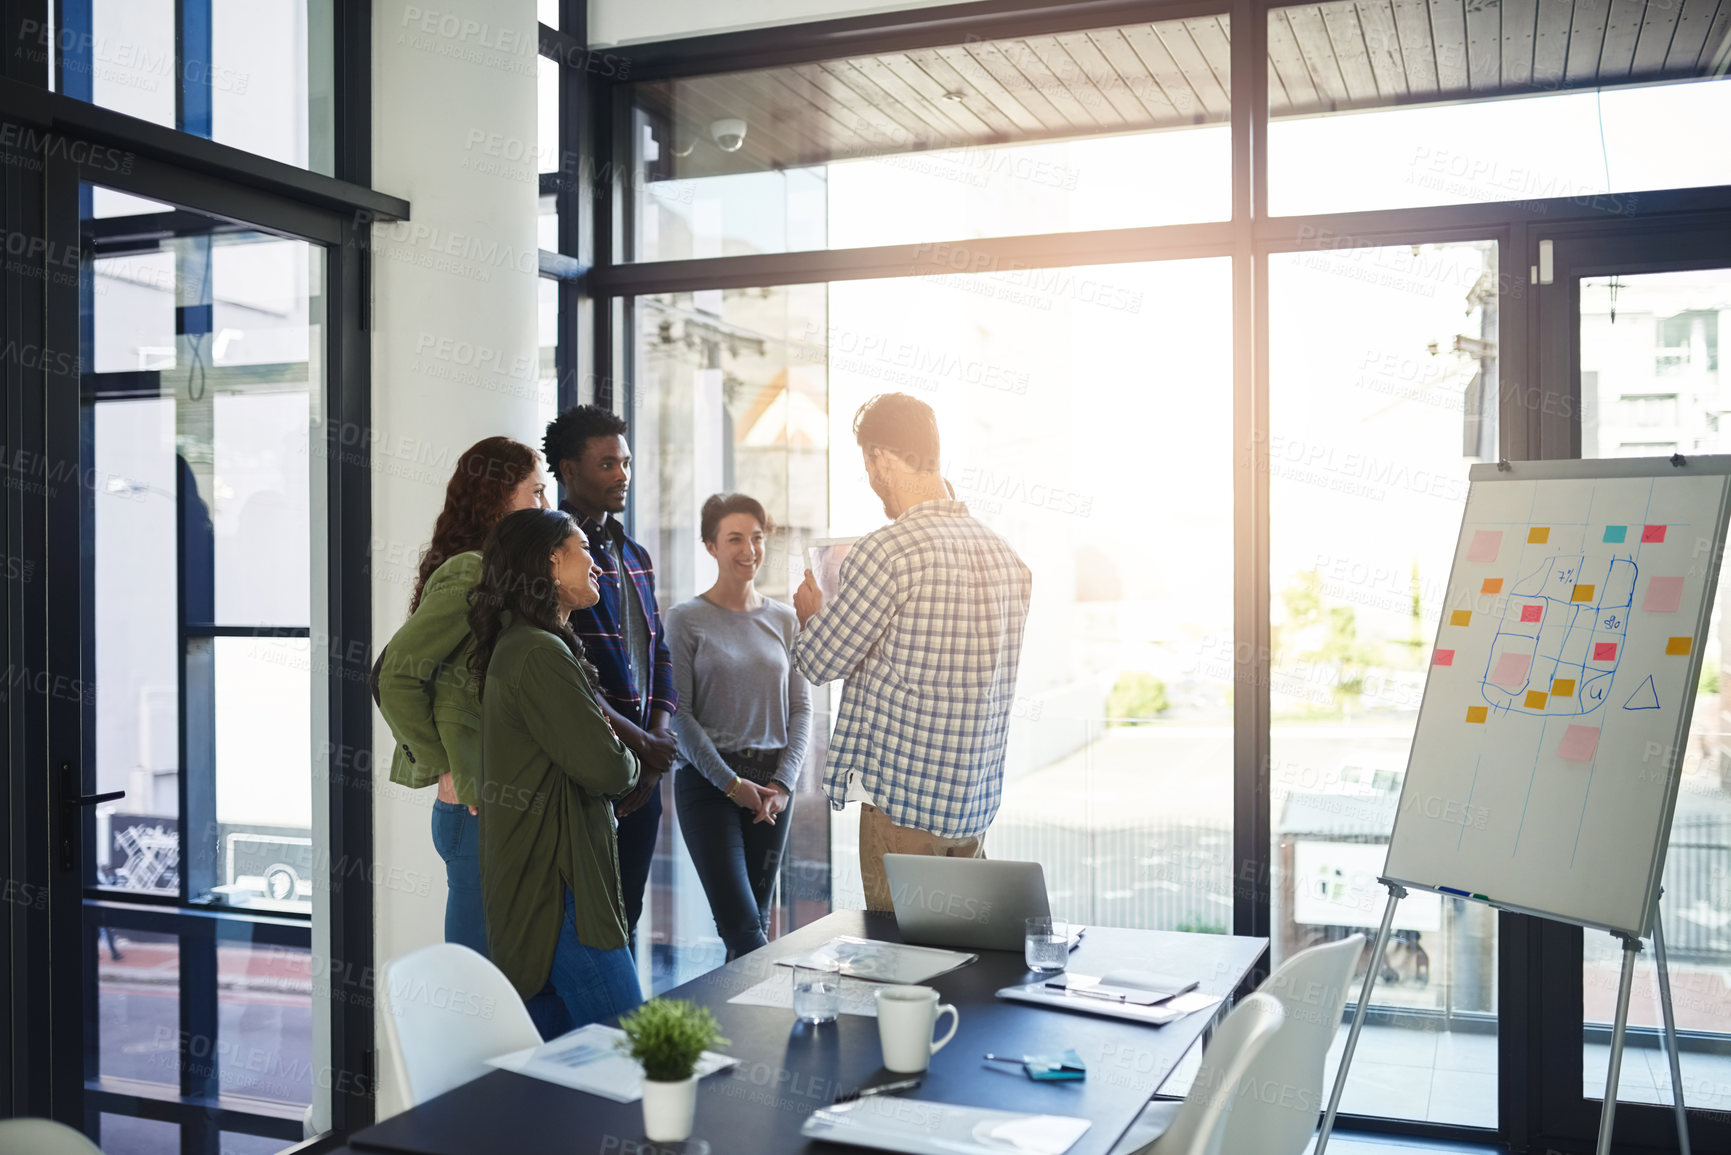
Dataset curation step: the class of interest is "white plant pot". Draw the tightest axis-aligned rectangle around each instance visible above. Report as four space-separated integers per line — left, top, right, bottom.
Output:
641 1073 699 1142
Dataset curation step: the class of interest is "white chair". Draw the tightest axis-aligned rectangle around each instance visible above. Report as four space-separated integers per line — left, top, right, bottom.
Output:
1219 934 1365 1155
0 1118 102 1155
1108 991 1286 1155
380 942 543 1106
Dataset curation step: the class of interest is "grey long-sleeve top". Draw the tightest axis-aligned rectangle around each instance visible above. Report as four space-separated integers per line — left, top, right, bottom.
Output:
665 594 812 792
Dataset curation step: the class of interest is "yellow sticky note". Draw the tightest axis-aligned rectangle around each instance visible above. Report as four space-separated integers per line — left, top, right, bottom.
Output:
1525 691 1548 710
1552 678 1576 696
1481 578 1503 594
1667 637 1693 656
1572 584 1595 602
1450 610 1472 627
1529 527 1550 543
1466 706 1488 723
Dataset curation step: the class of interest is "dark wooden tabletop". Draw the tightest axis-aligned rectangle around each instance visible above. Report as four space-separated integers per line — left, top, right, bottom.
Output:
346 911 1267 1155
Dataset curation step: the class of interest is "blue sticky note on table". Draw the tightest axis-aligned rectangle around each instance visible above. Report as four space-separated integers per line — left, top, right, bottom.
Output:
1604 525 1627 543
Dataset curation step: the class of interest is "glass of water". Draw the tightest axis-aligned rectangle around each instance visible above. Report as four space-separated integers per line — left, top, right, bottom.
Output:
793 960 842 1024
1025 916 1070 974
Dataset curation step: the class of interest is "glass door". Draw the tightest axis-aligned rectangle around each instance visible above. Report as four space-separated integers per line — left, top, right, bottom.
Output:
1534 223 1731 1153
47 179 332 1155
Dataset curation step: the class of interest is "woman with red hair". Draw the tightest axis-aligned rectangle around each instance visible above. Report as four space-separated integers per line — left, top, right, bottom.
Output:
377 436 548 952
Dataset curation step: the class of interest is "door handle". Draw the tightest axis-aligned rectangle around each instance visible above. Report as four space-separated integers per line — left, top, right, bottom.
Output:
59 760 124 872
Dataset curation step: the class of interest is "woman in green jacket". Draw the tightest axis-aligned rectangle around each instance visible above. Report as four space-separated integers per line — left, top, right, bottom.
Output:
467 507 642 1036
376 437 548 953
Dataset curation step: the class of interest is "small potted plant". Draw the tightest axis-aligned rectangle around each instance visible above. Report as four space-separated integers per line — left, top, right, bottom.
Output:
616 998 729 1142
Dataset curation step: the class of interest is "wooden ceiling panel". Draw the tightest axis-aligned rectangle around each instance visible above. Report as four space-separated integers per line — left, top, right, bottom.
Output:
1086 27 1185 122
1600 0 1656 80
1501 0 1538 88
650 3 1729 179
1565 0 1614 83
1356 0 1412 98
1120 23 1213 123
1532 0 1574 86
1630 0 1686 75
1322 3 1386 101
1428 0 1471 90
1391 0 1440 92
1266 10 1322 112
1284 6 1353 105
1667 0 1726 71
1464 0 1505 91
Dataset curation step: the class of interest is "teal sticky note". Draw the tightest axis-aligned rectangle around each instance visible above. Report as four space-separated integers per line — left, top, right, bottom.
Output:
1604 525 1627 543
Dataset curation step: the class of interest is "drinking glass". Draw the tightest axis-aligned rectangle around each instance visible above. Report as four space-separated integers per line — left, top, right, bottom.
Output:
1025 916 1070 974
793 960 842 1023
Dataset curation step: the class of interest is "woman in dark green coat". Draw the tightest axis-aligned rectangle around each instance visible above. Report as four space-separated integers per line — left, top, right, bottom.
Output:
468 507 642 1036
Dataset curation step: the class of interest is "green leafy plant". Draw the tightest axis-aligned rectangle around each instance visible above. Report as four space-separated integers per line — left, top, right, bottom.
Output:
1106 672 1170 724
615 998 728 1083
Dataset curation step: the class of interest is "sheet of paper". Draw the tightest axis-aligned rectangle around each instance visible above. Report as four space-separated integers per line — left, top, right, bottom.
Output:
801 1098 1091 1155
728 972 881 1017
775 936 976 985
487 1023 738 1102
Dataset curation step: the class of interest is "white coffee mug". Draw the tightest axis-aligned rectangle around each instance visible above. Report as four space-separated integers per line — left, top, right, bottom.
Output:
874 985 959 1074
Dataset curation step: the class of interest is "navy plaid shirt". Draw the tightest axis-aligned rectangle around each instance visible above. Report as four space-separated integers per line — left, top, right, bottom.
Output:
564 506 677 728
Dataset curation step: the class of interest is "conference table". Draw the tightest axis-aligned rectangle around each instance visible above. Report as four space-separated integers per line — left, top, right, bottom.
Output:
341 911 1268 1155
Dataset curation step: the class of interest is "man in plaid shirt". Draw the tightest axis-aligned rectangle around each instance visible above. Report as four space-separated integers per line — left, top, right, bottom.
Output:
794 394 1032 912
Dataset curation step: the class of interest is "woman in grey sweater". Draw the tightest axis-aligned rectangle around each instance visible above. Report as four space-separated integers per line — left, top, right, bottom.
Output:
668 494 812 960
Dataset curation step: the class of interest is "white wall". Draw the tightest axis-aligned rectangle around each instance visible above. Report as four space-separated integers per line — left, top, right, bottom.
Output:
590 0 964 48
368 0 542 1121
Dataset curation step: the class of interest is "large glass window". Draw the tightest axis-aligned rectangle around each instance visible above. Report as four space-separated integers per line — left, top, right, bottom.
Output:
635 257 1235 978
1268 1 1731 216
49 0 335 174
1581 267 1731 1114
83 185 326 1152
625 18 1232 262
1269 239 1501 1128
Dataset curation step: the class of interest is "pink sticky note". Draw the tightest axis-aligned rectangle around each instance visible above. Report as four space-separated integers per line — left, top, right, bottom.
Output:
1642 525 1667 543
1434 649 1455 666
1490 651 1532 687
1645 577 1684 614
1594 642 1618 661
1520 604 1543 623
1467 530 1503 563
1558 724 1601 763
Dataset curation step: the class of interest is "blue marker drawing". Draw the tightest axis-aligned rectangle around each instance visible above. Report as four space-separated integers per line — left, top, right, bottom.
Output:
1623 675 1660 711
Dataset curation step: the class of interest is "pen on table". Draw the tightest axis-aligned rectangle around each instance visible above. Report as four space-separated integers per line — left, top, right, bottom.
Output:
836 1076 922 1102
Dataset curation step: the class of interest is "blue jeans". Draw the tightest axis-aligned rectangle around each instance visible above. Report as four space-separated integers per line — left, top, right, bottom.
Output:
614 778 661 942
430 799 487 956
674 768 793 961
525 890 644 1040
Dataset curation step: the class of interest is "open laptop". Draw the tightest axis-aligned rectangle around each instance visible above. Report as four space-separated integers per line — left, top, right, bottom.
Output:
883 854 1084 953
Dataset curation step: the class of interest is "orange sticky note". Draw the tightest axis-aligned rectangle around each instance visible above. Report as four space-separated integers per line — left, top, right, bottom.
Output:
1466 706 1488 723
1481 578 1503 594
1529 527 1550 543
1667 637 1693 656
1572 584 1595 602
1552 678 1576 696
1525 691 1548 710
1450 610 1472 627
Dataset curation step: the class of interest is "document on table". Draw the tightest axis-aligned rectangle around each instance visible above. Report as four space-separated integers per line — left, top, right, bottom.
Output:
487 1023 738 1102
995 971 1220 1027
774 936 976 984
728 971 882 1017
801 1097 1091 1155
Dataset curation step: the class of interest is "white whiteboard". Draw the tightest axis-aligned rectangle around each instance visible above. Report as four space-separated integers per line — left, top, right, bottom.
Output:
1382 457 1731 939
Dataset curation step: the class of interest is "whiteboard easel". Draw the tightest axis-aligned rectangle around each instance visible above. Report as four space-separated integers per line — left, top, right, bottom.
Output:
1315 455 1731 1155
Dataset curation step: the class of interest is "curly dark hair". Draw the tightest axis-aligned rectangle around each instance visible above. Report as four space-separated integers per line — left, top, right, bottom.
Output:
409 437 541 613
543 404 628 480
466 508 599 699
